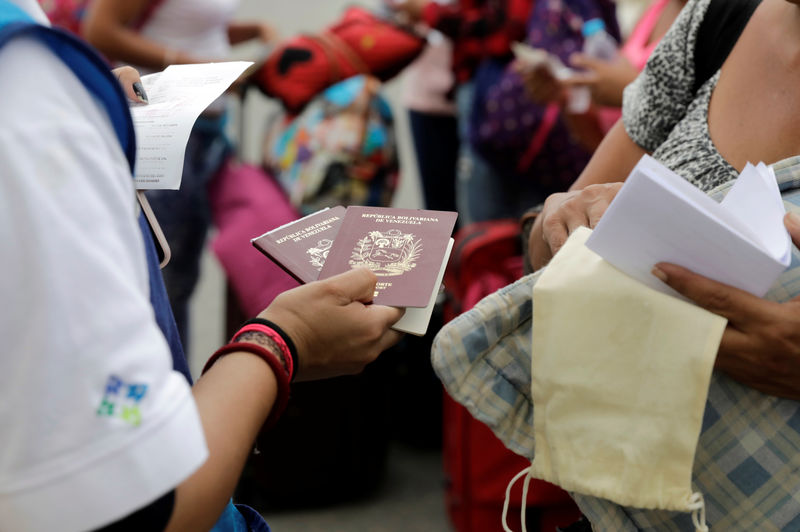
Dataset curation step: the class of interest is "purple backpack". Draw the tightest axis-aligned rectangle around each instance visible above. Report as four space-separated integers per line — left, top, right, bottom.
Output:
469 0 619 196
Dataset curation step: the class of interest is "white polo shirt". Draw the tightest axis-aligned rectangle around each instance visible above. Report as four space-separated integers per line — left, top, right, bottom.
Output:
0 2 208 530
139 0 237 63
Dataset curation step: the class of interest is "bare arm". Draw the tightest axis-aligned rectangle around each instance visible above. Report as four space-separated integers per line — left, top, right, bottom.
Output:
82 0 204 70
560 110 607 153
565 54 639 108
164 351 278 532
226 21 278 46
528 120 647 269
162 269 404 531
566 119 647 191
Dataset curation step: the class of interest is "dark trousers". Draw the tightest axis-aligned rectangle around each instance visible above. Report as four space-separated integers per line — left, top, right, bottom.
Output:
408 110 459 218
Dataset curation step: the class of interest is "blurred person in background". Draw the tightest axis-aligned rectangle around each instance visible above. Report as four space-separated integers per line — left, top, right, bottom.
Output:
387 0 534 225
83 0 278 351
514 0 685 257
401 31 460 217
464 0 620 223
518 0 686 152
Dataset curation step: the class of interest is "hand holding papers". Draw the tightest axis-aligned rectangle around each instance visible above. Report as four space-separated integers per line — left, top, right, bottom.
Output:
130 61 252 190
586 155 791 299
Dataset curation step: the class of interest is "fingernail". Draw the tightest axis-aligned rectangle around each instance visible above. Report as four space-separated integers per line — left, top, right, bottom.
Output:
651 266 667 283
133 81 148 103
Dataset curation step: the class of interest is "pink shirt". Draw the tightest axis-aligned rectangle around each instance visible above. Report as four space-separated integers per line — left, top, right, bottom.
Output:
597 0 671 131
402 33 457 116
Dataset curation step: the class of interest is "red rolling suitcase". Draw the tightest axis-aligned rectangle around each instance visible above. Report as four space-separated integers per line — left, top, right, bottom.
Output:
441 220 582 531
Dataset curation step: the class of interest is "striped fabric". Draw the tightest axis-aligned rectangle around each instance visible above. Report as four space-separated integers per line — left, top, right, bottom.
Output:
431 161 800 531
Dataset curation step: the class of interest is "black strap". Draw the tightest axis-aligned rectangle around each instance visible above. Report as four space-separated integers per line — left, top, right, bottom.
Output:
693 0 762 94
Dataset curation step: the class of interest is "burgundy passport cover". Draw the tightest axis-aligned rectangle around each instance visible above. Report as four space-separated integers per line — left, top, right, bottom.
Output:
251 206 346 283
318 207 458 307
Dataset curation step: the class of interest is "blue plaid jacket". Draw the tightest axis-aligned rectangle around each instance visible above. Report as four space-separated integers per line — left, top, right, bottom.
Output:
432 158 800 531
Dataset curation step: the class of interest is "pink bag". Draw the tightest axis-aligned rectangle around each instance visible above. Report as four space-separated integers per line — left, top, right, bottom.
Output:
209 161 300 316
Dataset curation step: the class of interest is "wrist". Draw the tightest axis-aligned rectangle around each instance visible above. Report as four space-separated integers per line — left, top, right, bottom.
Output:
203 317 300 431
239 318 299 381
232 325 294 381
520 204 544 275
203 342 291 430
520 203 545 229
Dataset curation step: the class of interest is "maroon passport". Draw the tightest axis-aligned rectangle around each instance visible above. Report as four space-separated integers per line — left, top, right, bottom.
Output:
318 207 458 307
251 206 346 283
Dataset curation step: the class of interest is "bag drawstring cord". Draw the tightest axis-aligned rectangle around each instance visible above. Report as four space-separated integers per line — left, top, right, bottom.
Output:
504 471 709 532
502 466 533 532
688 492 709 532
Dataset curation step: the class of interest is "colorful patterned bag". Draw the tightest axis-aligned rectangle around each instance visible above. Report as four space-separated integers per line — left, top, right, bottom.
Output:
264 74 398 215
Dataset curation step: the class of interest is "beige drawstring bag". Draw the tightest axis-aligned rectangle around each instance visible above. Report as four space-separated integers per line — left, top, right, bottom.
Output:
504 227 726 532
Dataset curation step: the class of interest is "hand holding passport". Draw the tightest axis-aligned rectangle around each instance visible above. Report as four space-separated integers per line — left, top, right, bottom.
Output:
253 206 458 335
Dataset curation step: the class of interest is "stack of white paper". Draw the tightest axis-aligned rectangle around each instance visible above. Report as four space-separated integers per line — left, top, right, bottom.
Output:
131 61 252 190
586 155 790 298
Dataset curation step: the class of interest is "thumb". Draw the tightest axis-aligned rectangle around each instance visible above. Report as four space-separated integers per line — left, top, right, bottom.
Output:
370 304 407 327
784 212 800 249
324 267 379 304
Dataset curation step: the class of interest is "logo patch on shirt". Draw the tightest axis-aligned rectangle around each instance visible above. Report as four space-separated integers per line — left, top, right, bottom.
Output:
96 375 149 427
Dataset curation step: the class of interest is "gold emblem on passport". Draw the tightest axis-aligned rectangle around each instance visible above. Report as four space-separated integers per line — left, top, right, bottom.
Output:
349 229 421 276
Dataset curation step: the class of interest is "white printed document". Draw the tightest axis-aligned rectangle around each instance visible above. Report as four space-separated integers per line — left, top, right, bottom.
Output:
131 61 252 190
585 155 790 298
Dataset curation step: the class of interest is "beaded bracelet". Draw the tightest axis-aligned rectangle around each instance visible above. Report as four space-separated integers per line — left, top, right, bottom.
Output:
233 323 294 381
239 318 299 381
201 342 291 430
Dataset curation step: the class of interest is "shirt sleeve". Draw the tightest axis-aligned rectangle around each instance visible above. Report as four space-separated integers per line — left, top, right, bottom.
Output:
0 36 207 532
622 0 709 152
